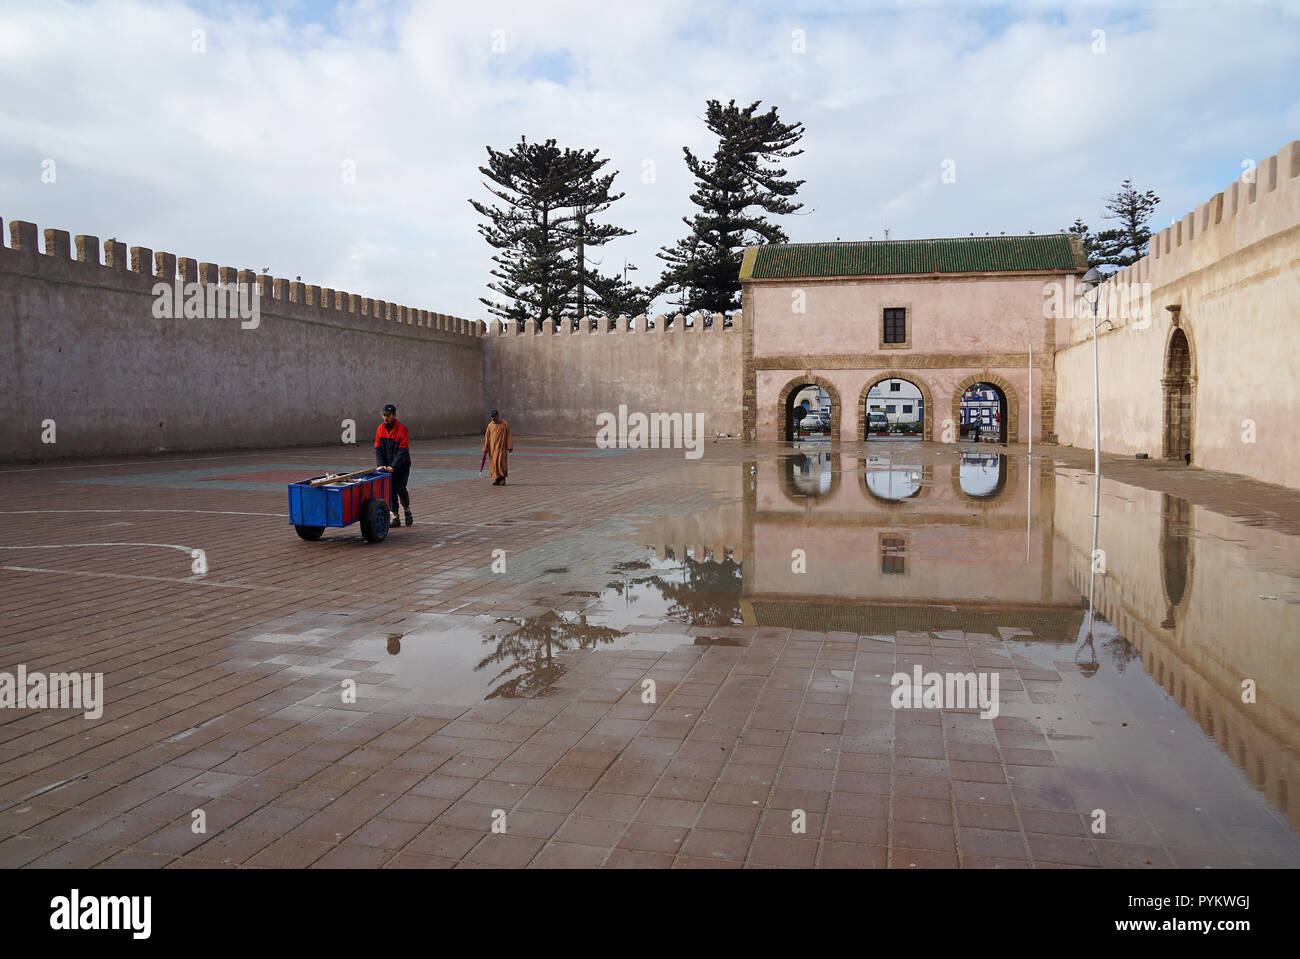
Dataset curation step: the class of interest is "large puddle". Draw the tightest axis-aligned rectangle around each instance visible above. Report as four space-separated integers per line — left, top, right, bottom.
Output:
245 445 1300 853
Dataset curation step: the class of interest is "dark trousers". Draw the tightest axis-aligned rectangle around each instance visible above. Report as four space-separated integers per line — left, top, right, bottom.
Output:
389 465 410 511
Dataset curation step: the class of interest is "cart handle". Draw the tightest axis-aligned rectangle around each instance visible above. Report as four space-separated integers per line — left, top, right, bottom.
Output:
308 467 381 487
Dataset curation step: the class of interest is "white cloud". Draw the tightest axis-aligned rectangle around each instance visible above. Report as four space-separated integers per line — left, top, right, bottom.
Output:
0 0 1295 321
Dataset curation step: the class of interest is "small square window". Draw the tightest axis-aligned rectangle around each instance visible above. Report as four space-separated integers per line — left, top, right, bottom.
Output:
890 382 901 392
903 405 913 413
883 308 907 345
886 405 896 413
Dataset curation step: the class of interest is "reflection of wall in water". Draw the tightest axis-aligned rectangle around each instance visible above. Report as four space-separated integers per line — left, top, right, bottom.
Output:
1055 473 1300 830
640 461 744 563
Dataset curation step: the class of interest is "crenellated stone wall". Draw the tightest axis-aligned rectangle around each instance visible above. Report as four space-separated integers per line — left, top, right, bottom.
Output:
0 218 484 460
1054 138 1300 487
481 314 745 438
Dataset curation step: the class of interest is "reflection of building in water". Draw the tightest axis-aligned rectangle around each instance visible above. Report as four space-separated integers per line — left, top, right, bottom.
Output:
781 452 836 500
745 451 1080 636
1056 473 1300 831
957 452 1008 498
863 455 925 501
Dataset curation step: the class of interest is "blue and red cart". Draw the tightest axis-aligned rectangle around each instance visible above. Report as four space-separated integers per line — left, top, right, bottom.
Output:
287 469 394 543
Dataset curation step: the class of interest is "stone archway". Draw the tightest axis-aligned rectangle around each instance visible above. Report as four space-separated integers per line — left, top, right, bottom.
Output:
777 375 842 442
1162 327 1195 463
859 373 935 441
952 373 1020 444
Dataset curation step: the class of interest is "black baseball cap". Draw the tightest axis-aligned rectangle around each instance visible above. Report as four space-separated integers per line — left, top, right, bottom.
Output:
490 409 499 416
382 404 397 415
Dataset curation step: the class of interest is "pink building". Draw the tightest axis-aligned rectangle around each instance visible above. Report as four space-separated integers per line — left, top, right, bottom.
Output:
739 234 1088 443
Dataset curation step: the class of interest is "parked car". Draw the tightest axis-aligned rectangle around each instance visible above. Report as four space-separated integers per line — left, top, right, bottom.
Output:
867 412 889 432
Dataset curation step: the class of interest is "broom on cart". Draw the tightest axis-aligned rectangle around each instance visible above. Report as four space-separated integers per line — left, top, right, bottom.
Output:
308 467 385 487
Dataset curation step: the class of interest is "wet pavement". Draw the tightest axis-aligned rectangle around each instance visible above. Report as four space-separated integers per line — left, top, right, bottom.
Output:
0 437 1297 868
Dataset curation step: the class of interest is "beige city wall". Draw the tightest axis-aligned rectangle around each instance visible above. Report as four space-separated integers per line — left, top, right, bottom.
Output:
481 316 744 439
745 271 1074 442
1054 470 1300 828
0 218 483 461
1054 139 1300 488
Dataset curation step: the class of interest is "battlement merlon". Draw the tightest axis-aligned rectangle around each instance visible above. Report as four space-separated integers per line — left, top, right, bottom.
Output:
0 216 481 342
1071 139 1300 345
1141 139 1298 286
485 313 742 338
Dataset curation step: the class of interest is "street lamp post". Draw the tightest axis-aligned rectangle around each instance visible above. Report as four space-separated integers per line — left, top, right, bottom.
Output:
1077 267 1104 663
1079 267 1103 481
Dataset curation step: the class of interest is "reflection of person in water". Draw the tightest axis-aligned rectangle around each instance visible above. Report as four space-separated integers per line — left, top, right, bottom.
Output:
386 634 402 656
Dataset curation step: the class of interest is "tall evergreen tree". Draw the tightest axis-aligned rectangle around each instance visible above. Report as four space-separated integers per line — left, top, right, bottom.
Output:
558 179 634 320
656 99 806 316
586 271 653 326
470 136 633 330
1067 217 1100 267
1093 178 1160 269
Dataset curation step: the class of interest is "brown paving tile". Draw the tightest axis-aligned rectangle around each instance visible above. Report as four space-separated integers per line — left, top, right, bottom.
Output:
818 842 887 868
605 848 674 868
463 834 545 866
27 840 117 868
746 835 817 868
384 850 458 868
892 820 957 854
555 817 627 847
406 824 483 860
572 790 642 820
348 817 424 850
381 794 452 824
894 796 954 825
517 786 585 814
959 827 1029 859
825 814 888 845
955 802 1020 831
98 849 177 868
246 835 334 868
310 844 396 868
634 797 701 829
889 848 960 868
1095 840 1172 868
530 842 609 868
1027 833 1101 867
681 828 752 861
618 822 688 855
188 830 277 865
673 855 745 869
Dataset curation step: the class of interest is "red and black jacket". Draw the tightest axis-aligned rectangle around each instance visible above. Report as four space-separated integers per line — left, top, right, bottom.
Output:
375 420 411 470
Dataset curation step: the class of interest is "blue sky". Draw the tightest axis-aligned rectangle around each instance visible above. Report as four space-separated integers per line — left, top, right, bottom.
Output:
2 0 1297 321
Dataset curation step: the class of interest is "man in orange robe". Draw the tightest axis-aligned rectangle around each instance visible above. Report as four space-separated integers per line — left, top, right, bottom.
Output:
483 409 513 486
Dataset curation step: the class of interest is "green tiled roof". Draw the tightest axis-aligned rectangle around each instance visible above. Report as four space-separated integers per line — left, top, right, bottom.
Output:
741 234 1087 279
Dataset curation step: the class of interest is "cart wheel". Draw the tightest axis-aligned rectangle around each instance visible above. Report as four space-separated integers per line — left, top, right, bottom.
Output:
359 497 389 543
294 525 325 541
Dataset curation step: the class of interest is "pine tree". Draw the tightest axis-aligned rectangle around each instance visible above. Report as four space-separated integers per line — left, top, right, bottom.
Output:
1093 178 1159 269
558 173 634 321
656 99 806 316
586 271 653 326
470 136 633 331
1066 217 1100 267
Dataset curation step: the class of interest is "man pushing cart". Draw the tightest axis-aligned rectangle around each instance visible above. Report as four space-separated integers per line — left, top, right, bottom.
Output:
375 403 413 526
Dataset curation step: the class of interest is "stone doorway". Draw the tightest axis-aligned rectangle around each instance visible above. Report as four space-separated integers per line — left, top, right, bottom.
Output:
1163 328 1194 463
